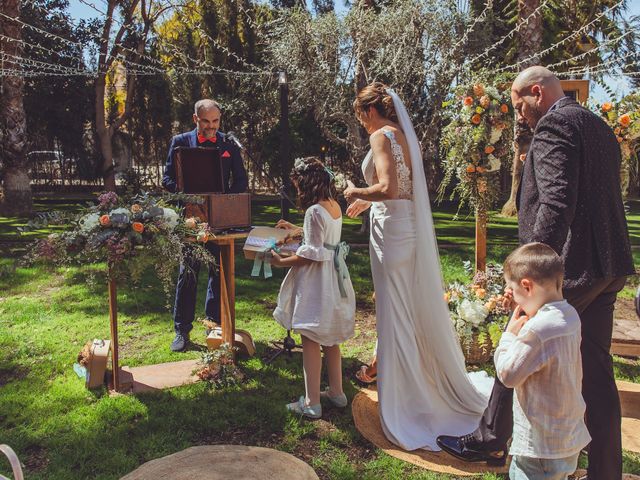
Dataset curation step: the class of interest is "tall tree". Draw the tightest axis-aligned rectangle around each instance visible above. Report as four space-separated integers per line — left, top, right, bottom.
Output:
94 0 173 191
0 0 32 215
22 0 95 185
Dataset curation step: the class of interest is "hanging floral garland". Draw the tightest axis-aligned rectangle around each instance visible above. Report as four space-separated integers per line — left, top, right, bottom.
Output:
591 93 640 199
439 75 515 212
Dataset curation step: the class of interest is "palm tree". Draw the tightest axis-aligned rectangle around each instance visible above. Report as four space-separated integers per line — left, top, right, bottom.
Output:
0 0 33 216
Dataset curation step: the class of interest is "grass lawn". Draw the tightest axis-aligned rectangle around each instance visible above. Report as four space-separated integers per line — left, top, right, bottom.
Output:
0 197 639 479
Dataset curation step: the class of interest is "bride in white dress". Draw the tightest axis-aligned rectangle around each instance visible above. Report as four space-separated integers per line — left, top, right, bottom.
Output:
344 83 491 451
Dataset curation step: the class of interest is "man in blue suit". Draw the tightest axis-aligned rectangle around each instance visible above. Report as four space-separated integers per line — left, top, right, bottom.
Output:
163 99 248 351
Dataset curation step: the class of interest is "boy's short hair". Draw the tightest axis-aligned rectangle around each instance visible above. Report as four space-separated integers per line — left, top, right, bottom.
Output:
504 242 564 285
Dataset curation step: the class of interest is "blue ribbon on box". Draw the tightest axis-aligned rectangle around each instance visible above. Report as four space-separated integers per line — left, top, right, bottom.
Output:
324 241 350 298
251 238 280 278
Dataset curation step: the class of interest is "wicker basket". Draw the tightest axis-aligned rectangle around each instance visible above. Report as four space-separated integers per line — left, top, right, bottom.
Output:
462 332 494 365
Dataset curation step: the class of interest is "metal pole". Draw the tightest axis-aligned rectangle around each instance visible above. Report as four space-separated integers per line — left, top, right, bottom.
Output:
279 71 291 221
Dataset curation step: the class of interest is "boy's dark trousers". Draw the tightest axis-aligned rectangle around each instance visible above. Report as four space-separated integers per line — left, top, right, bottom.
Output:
469 276 626 480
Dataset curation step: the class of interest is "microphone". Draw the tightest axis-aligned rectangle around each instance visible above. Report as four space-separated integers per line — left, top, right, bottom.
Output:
226 131 244 150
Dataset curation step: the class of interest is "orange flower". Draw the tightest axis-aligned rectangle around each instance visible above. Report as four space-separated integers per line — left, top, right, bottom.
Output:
476 288 486 299
444 292 450 302
466 164 476 173
484 145 495 155
617 136 624 143
500 104 509 113
614 127 621 135
602 102 613 112
471 114 482 125
473 84 485 97
476 166 487 173
463 96 474 106
99 215 111 226
619 114 631 127
519 153 527 162
130 204 142 214
479 95 490 109
132 222 144 233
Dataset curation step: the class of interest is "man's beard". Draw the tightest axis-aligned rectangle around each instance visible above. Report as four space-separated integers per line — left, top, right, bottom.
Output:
528 105 543 128
202 129 216 138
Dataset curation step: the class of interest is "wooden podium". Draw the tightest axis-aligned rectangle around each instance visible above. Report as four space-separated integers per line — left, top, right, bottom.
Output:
108 232 249 393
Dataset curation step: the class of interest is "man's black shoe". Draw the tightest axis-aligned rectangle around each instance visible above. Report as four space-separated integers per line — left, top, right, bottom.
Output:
170 332 189 352
436 434 507 466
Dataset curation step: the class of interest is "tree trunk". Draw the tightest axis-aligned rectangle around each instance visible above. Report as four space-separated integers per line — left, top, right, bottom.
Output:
1 0 33 216
516 0 543 68
501 121 532 216
501 0 542 216
97 126 117 192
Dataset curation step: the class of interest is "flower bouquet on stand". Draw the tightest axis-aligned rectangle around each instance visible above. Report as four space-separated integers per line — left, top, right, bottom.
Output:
446 262 510 364
26 191 215 297
24 191 218 392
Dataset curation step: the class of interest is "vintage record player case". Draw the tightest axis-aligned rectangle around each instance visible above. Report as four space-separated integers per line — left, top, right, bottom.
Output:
174 146 251 230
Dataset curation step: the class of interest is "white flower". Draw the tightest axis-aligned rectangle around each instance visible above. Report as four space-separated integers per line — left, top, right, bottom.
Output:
487 154 501 172
333 173 348 193
79 213 100 233
485 86 500 99
458 299 488 327
109 207 131 217
162 208 179 230
489 127 503 144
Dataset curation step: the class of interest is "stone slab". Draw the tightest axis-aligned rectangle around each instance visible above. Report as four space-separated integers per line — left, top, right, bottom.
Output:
118 360 200 394
121 445 319 480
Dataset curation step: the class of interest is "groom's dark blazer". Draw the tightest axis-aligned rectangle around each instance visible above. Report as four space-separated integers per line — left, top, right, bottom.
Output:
516 97 635 288
162 128 248 194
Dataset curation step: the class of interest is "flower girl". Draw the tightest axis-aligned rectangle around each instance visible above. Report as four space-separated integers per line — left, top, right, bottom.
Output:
270 157 356 419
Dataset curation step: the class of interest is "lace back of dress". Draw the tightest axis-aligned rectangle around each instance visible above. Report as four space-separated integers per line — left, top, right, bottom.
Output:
383 130 413 200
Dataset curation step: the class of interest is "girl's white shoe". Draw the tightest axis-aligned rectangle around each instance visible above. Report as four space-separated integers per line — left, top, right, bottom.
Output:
286 396 322 419
320 388 348 408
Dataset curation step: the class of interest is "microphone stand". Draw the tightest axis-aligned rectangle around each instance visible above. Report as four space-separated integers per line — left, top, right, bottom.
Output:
226 132 296 208
226 132 302 363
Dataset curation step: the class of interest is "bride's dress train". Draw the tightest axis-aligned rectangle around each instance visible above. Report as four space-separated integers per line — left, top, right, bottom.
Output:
365 91 492 451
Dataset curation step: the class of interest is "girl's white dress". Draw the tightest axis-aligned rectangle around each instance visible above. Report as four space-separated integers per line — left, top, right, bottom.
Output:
273 204 356 346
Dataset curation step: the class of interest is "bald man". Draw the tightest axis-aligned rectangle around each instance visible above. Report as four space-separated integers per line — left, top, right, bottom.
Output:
438 67 634 480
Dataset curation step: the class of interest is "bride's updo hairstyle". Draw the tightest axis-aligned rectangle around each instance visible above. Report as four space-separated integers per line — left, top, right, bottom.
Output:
353 82 398 123
290 157 337 211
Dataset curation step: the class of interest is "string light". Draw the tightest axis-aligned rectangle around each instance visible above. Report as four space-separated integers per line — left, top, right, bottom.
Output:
545 29 635 70
466 0 551 65
449 0 494 53
494 0 625 73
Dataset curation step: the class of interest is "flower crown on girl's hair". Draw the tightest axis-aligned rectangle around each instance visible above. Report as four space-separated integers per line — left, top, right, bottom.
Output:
293 157 348 192
293 157 312 173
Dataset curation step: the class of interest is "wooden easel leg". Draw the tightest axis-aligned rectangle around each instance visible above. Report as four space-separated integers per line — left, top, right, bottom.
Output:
219 241 236 359
108 277 120 392
475 207 487 273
